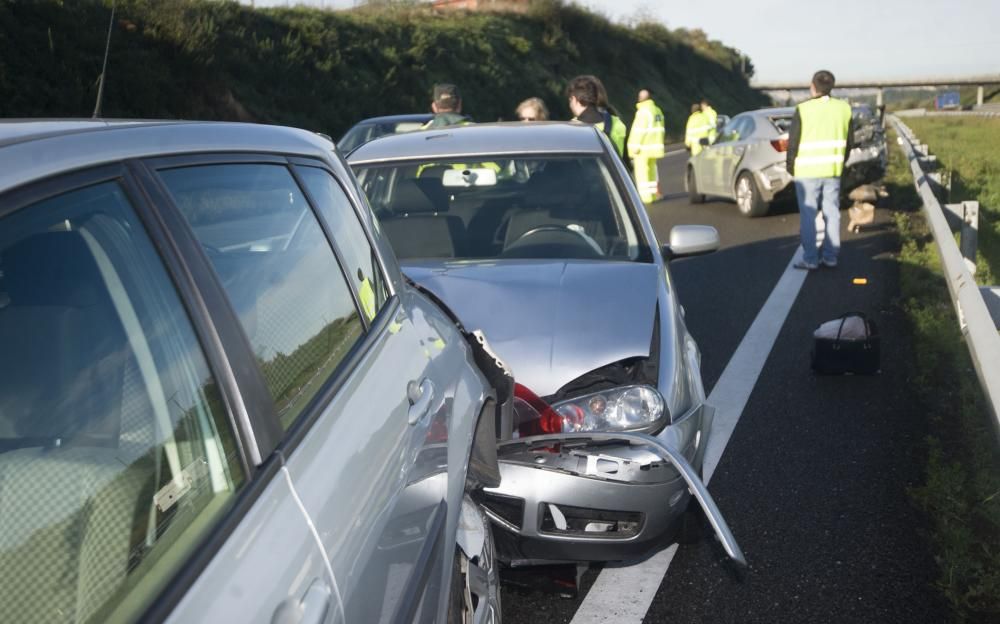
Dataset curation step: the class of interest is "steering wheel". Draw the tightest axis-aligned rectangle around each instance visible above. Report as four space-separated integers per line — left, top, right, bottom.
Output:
513 225 604 255
501 224 605 259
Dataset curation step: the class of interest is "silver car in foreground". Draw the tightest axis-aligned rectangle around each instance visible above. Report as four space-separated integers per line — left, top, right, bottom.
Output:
0 120 511 623
349 123 746 569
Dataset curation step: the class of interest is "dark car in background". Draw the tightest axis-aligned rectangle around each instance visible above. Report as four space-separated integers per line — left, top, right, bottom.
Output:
337 113 434 154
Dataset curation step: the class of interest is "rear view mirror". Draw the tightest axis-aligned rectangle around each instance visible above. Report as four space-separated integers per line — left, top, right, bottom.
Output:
663 225 720 260
442 167 497 188
699 137 710 146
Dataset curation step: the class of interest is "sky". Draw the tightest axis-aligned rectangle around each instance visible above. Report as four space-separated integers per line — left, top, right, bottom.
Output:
249 0 1000 84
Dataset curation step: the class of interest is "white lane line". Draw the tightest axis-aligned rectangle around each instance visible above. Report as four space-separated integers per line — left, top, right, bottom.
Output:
569 246 808 624
569 546 679 624
701 245 807 482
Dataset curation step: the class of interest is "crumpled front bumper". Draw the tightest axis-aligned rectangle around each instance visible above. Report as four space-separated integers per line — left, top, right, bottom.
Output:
480 432 746 567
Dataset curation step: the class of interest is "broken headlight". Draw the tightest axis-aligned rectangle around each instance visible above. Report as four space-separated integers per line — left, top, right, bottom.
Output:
550 385 666 433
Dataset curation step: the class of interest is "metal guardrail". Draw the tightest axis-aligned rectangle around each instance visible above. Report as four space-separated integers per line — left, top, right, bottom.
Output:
895 109 1000 119
890 115 1000 437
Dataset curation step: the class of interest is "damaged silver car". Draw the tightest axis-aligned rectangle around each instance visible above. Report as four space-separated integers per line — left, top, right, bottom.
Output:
687 104 888 217
349 123 745 571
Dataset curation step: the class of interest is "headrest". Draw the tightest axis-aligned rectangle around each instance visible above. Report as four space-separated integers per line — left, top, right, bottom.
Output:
1 231 104 308
392 178 445 215
525 161 588 204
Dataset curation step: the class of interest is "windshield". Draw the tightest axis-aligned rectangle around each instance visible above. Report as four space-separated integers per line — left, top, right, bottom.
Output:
354 156 644 262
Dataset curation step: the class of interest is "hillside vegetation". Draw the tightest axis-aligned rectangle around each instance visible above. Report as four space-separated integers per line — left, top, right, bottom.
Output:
0 0 767 139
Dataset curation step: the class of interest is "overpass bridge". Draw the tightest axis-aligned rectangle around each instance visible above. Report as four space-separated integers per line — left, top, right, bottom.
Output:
753 75 1000 106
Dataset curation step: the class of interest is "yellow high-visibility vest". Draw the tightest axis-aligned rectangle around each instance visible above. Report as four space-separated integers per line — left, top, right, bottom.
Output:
685 111 712 155
793 95 852 179
702 105 718 142
627 99 666 160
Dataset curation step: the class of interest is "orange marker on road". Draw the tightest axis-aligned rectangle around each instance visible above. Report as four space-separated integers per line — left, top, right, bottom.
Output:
852 278 868 285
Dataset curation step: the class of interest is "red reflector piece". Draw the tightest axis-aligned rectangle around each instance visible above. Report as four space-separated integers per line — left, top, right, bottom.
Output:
514 383 562 436
770 138 789 152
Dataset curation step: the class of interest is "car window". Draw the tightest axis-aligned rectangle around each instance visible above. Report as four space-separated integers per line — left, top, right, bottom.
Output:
741 116 757 138
296 165 388 321
718 117 743 143
0 180 245 623
354 156 643 262
158 164 364 431
337 124 373 154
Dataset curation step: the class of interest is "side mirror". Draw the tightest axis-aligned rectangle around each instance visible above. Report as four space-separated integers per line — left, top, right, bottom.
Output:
699 137 710 146
662 225 720 260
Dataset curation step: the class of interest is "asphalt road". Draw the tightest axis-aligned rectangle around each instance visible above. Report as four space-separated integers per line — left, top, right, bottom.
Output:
502 152 949 623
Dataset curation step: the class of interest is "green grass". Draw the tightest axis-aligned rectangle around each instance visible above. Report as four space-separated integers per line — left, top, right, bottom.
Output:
0 0 768 140
886 128 1000 622
902 117 1000 284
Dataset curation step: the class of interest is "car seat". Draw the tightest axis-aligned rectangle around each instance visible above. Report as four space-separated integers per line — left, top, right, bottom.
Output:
381 178 465 259
0 230 152 623
501 160 609 253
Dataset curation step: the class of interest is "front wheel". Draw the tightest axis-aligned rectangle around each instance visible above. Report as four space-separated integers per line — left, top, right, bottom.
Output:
687 166 705 204
735 172 768 217
448 496 501 624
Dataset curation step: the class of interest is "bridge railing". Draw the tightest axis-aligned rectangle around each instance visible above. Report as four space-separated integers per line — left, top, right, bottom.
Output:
890 115 1000 438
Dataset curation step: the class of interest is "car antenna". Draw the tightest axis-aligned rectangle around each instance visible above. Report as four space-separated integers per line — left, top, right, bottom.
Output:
92 0 117 119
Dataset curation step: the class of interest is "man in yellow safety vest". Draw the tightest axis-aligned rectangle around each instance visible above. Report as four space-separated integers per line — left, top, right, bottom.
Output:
787 69 854 270
700 99 718 143
685 104 712 156
627 89 666 204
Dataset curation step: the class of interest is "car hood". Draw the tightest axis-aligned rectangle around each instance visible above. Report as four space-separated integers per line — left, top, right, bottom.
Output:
402 260 660 397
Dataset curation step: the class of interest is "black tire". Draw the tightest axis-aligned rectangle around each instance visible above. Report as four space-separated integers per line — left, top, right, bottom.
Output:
687 166 705 204
735 172 768 217
448 497 501 624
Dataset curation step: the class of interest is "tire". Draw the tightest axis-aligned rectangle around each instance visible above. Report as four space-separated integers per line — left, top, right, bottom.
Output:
687 166 705 204
448 496 501 624
735 172 768 217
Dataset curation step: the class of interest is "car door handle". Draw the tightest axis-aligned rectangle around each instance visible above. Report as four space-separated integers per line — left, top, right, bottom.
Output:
407 379 435 425
272 579 331 624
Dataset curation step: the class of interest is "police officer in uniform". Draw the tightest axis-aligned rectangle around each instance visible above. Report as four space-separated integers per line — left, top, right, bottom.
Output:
700 99 718 143
685 104 711 156
627 89 666 204
787 69 854 270
422 83 470 129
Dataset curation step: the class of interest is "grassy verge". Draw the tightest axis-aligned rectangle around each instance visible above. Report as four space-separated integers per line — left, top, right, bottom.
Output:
902 117 1000 284
885 127 1000 622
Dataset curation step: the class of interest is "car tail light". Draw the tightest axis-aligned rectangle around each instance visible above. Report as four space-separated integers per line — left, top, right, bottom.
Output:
770 138 789 152
513 383 561 436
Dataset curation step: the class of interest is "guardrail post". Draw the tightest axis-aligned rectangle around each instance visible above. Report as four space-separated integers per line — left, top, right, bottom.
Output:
961 201 980 274
981 287 1000 329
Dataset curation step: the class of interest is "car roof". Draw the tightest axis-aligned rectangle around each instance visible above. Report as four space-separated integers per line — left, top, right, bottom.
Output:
742 107 795 119
352 114 435 126
0 119 336 194
347 122 607 164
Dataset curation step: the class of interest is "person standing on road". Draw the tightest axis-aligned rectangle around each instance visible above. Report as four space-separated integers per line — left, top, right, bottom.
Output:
700 99 718 143
516 97 549 121
787 70 854 270
685 104 711 155
627 88 666 204
422 83 470 129
567 75 627 158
